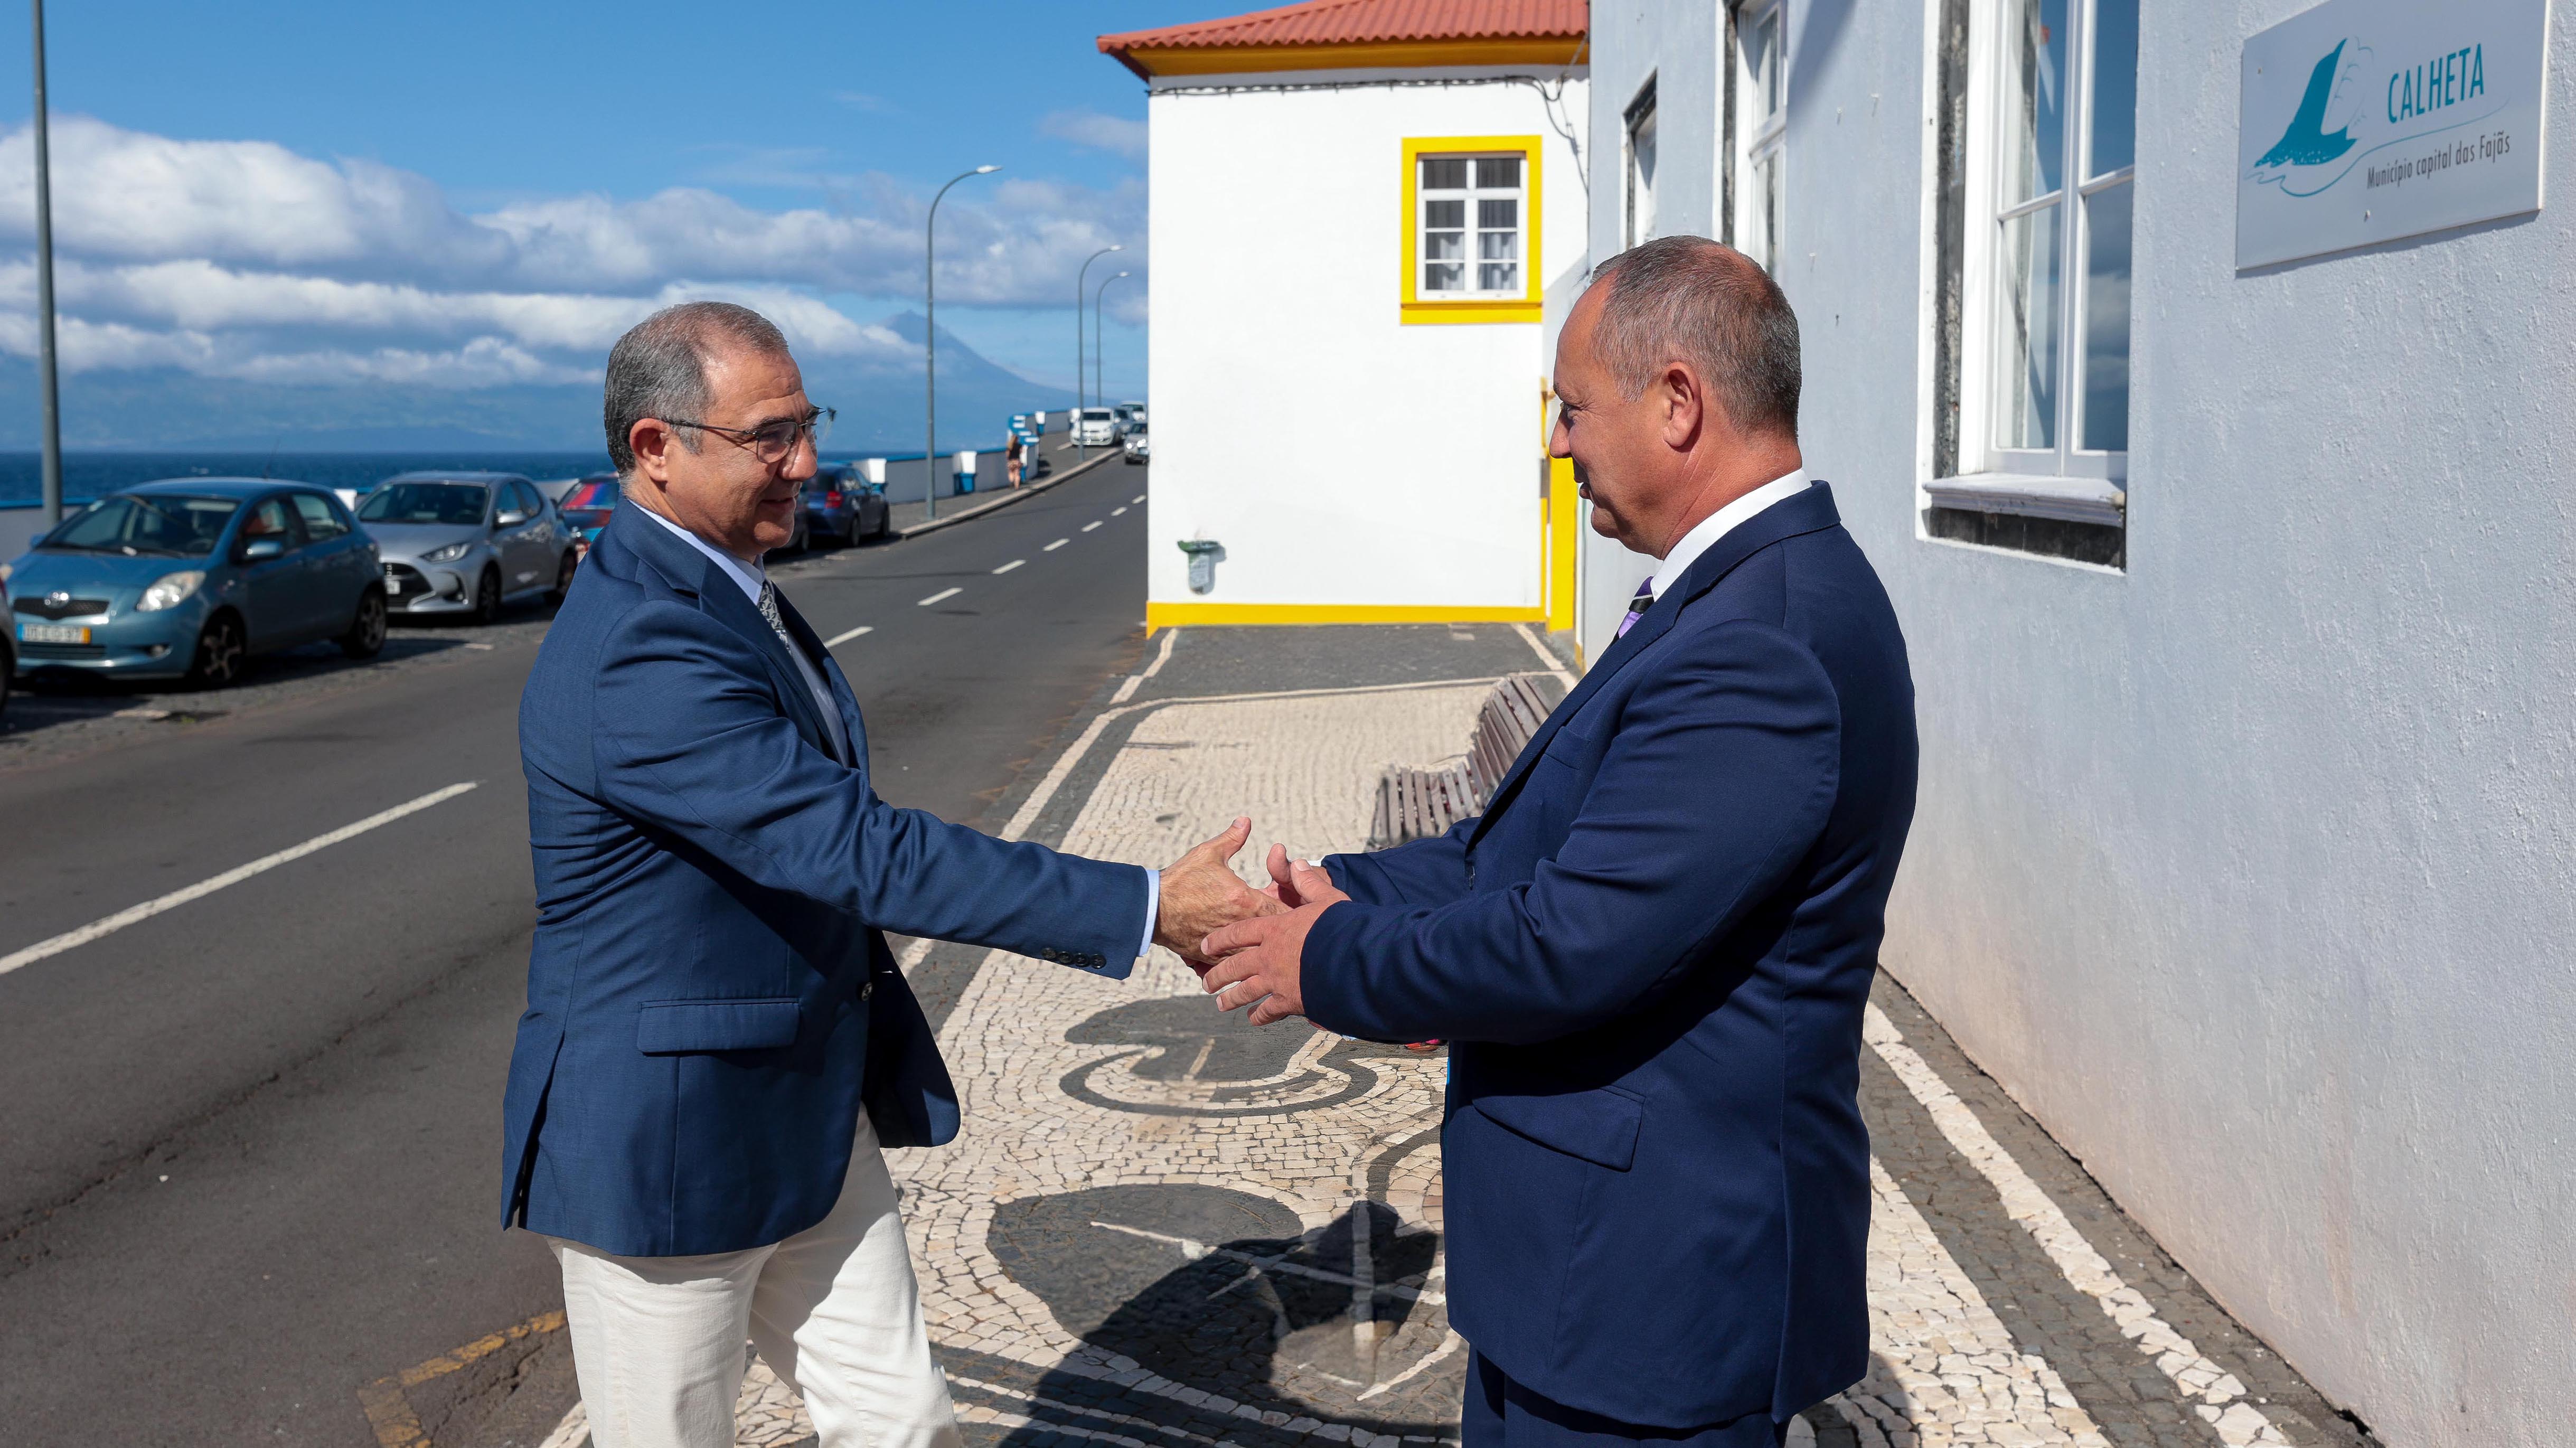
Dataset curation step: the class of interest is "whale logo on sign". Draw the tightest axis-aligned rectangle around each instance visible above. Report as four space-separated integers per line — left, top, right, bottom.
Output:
2251 37 2374 195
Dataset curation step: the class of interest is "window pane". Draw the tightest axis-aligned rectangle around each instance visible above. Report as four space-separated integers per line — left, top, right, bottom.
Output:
1627 108 1658 246
1425 262 1465 292
1996 203 2063 449
2080 183 2132 452
1475 156 1520 189
1425 231 1464 261
2001 0 2067 203
1425 199 1464 229
1479 263 1520 292
1754 10 1783 120
1477 198 1518 229
2087 0 2138 176
1478 229 1519 260
1421 157 1468 190
291 493 346 538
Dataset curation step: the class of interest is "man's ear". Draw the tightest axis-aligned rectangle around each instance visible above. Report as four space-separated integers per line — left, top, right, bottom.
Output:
1659 362 1705 452
629 419 671 486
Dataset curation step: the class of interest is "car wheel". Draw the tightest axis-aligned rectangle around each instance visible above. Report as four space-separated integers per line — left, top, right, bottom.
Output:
472 566 502 626
546 550 577 604
186 613 246 690
339 586 388 660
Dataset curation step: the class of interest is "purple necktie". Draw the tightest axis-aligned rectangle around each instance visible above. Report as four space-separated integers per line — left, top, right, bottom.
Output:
1615 580 1655 638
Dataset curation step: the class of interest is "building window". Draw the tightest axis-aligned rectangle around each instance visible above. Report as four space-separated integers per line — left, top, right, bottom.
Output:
1624 80 1659 249
1729 1 1789 273
1401 136 1544 324
1925 0 2138 566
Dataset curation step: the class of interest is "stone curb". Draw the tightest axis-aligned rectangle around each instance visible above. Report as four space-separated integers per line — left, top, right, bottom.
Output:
893 447 1126 542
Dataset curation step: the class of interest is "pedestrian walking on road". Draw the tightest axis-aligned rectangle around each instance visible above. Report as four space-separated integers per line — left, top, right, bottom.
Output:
1198 237 1920 1448
504 300 1273 1448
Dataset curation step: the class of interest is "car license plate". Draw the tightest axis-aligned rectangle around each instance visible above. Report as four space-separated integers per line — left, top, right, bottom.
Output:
20 622 88 644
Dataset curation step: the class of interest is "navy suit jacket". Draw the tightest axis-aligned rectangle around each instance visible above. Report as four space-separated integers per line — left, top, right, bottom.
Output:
1305 483 1917 1428
503 502 1144 1257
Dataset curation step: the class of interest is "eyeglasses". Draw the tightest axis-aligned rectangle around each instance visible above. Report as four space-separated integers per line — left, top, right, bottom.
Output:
664 407 835 464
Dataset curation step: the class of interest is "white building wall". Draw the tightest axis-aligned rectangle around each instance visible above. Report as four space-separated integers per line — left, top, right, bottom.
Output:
1588 4 2576 1445
1146 70 1587 614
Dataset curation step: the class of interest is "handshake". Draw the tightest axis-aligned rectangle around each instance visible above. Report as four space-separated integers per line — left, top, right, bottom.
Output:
1149 817 1343 1028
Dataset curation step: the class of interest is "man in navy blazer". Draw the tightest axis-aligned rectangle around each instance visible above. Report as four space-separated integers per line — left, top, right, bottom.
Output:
1200 238 1918 1447
505 302 1267 1448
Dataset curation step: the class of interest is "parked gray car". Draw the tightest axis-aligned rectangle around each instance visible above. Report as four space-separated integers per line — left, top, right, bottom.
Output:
358 472 575 624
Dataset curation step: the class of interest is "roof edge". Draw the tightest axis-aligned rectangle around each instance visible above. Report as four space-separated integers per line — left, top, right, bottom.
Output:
1102 34 1587 80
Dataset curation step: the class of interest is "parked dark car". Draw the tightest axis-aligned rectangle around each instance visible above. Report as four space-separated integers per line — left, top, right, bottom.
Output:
0 567 14 719
5 479 384 688
801 463 892 545
559 474 621 558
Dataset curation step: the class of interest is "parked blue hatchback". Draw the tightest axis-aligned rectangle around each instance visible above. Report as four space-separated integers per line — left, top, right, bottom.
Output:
5 478 386 689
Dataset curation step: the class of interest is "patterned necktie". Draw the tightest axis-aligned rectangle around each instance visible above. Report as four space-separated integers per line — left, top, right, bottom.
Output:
1615 579 1656 638
756 579 796 652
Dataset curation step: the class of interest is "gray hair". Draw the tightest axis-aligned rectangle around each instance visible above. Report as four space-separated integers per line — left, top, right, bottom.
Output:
1588 236 1802 439
603 301 793 476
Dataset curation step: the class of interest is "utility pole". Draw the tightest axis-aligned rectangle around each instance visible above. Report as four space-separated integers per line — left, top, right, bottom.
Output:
1094 271 1131 414
923 164 998 522
31 0 61 523
1075 245 1121 459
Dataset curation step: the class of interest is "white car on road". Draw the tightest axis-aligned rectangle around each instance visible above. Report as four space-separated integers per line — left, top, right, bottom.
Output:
1074 408 1120 447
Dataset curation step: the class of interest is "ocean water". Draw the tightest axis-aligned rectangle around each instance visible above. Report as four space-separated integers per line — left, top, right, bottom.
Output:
0 452 618 507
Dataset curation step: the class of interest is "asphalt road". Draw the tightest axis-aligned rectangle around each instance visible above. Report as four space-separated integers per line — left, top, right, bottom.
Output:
0 452 1152 1444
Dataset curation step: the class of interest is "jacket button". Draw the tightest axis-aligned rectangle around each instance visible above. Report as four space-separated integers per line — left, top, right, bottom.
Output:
861 977 876 1001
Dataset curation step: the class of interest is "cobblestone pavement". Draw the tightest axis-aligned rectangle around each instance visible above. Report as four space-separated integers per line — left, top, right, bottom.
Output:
551 627 2367 1448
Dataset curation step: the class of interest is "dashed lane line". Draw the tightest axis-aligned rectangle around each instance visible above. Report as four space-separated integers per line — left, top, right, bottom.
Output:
1082 521 1103 533
1111 506 1127 516
1131 495 1145 504
918 587 963 606
1045 539 1069 551
993 559 1026 575
824 625 875 646
0 782 481 979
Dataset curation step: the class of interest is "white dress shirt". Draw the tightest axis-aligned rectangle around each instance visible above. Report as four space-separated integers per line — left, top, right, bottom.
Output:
638 503 1158 964
1649 468 1812 600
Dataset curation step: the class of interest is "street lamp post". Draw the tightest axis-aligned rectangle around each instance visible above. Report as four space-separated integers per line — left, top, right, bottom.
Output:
1074 245 1122 458
1094 271 1132 416
30 0 62 524
924 164 999 522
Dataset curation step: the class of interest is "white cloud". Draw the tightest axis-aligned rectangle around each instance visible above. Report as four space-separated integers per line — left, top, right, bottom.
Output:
0 115 1145 391
1039 108 1149 159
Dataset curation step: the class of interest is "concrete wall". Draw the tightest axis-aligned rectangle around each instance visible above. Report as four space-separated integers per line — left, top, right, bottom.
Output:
1586 3 2576 1444
1145 68 1586 618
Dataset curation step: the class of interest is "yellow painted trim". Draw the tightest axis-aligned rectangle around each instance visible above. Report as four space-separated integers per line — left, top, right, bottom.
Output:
1147 602 1548 631
1400 135 1544 326
1125 39 1586 77
1542 381 1580 633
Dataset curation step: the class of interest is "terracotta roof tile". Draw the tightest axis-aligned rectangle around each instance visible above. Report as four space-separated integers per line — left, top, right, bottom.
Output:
1101 0 1586 78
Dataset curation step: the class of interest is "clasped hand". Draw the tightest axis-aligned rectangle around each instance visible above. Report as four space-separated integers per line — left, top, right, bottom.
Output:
1150 828 1347 1028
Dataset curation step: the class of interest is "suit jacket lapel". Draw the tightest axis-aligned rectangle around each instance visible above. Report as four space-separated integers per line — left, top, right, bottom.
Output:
610 506 842 760
1470 483 1846 842
773 590 866 767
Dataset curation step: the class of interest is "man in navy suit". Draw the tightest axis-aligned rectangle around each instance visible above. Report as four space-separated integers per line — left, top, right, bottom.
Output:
504 302 1268 1448
1199 238 1918 1447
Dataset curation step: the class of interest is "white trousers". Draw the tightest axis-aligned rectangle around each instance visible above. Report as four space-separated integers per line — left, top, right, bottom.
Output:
549 1115 961 1448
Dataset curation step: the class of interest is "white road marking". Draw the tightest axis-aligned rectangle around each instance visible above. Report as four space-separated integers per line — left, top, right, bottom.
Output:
1511 623 1577 687
1082 521 1103 533
1111 506 1127 516
0 783 481 979
918 587 963 606
824 625 875 646
1131 495 1145 504
1107 626 1185 706
1864 1003 2290 1445
992 559 1025 575
1044 539 1068 551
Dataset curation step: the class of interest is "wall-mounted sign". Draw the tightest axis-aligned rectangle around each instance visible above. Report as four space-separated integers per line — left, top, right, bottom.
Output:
2237 0 2548 269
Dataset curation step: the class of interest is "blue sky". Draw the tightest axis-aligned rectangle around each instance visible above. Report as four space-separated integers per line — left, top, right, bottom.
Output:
0 0 1220 416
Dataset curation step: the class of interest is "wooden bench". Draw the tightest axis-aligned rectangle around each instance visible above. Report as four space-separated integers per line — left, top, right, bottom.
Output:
1368 673 1558 850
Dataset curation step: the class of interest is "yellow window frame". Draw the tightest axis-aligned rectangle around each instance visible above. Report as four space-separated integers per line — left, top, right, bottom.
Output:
1401 136 1544 325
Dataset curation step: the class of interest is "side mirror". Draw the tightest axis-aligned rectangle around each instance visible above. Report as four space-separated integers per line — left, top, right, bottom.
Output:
495 510 529 528
239 538 286 562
